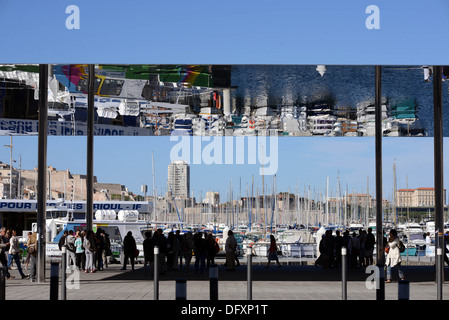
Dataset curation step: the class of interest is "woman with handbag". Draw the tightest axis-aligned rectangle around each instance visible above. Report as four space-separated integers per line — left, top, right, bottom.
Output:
385 229 405 283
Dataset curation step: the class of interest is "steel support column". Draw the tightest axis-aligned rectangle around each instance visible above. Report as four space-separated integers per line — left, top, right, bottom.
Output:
375 65 385 300
86 64 95 231
37 64 48 283
433 66 444 300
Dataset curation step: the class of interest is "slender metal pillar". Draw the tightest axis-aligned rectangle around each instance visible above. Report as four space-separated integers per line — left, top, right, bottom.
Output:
37 64 48 283
433 65 444 300
86 64 95 231
247 246 253 300
154 246 159 300
61 246 67 300
375 65 385 300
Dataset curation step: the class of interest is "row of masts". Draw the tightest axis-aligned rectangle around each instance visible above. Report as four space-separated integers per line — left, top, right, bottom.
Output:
148 154 419 232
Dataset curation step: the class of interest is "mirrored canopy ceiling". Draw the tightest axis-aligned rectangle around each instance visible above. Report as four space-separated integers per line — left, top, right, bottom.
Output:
0 64 447 137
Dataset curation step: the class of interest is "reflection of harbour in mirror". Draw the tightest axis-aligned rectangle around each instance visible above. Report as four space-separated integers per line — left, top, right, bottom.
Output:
0 64 447 137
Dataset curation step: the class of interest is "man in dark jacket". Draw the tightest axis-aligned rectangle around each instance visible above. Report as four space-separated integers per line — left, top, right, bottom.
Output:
143 231 154 276
121 231 137 271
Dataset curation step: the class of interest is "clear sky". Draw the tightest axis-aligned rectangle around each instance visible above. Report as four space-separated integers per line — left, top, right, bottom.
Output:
1 0 449 64
0 135 448 203
1 0 449 202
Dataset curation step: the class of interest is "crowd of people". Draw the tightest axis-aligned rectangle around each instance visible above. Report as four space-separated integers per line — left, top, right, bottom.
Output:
316 228 376 270
315 227 408 282
6 224 446 284
0 227 38 282
141 229 223 276
58 228 112 274
1 226 113 282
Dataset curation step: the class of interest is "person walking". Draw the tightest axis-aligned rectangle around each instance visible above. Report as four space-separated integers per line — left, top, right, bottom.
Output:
266 234 281 268
7 230 27 279
225 230 237 271
27 232 38 282
385 229 405 283
121 231 137 271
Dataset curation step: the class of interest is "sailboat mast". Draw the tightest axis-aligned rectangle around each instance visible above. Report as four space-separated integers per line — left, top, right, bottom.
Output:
393 160 397 228
366 176 369 227
326 176 329 226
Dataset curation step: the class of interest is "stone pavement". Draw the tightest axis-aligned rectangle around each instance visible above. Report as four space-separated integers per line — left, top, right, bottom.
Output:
3 258 449 301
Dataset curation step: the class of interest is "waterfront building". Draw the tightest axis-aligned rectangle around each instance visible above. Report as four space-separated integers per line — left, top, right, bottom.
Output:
396 187 447 208
0 162 18 198
19 166 131 201
203 191 220 206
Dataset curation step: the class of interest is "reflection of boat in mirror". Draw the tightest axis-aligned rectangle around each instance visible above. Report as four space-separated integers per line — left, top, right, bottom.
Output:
309 114 337 135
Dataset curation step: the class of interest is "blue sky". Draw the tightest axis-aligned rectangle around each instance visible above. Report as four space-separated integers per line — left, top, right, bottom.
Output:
1 0 449 64
0 135 447 203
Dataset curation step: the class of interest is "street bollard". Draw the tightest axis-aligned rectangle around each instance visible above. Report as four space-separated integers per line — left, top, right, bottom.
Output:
376 263 385 300
176 279 187 300
341 247 347 300
50 262 59 300
154 246 159 300
209 264 218 300
0 267 5 300
247 246 252 300
398 279 410 300
61 246 67 300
